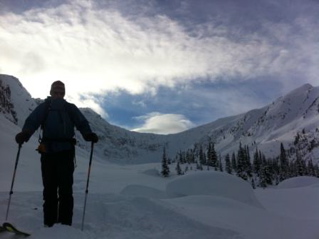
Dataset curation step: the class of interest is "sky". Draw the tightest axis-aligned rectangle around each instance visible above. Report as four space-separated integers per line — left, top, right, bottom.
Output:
1 0 319 134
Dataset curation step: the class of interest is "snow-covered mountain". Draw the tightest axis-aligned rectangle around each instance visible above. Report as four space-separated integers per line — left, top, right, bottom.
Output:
183 83 319 161
1 74 319 164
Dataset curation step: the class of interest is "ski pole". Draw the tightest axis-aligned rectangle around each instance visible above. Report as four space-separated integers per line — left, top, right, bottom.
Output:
81 142 94 231
5 144 22 221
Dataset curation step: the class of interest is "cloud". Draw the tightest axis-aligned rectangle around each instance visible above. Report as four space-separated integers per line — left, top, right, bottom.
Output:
1 0 319 133
132 112 195 134
1 0 318 94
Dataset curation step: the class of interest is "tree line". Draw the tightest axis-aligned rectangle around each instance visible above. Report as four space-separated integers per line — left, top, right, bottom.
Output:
161 141 319 189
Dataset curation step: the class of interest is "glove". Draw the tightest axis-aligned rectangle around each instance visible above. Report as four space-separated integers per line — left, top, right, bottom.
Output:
15 131 31 145
84 132 98 143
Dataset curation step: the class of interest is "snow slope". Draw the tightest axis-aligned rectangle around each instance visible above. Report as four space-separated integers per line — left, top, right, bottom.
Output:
1 115 319 239
1 74 319 164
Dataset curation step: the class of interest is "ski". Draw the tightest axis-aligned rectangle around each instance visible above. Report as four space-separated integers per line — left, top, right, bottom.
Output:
1 222 31 237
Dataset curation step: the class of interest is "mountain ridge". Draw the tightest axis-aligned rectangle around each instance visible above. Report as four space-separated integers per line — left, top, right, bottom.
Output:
1 74 318 164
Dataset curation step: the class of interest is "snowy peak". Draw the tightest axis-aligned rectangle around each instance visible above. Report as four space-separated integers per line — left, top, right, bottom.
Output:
174 83 319 160
1 74 319 163
0 74 37 127
267 83 318 123
255 83 319 138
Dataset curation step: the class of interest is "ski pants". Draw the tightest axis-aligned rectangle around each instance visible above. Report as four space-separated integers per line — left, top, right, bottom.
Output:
40 150 74 227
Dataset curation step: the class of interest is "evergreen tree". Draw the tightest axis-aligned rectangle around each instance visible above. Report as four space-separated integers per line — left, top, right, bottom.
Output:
314 164 319 177
307 160 315 176
176 161 183 175
259 157 273 188
231 153 237 172
199 145 206 165
196 160 203 170
237 143 248 180
294 132 300 145
244 145 252 178
161 147 170 177
219 154 223 172
178 150 185 164
185 165 189 173
253 148 262 177
279 143 289 181
271 158 280 185
251 178 256 189
295 150 306 176
207 141 218 168
225 154 232 174
186 149 195 164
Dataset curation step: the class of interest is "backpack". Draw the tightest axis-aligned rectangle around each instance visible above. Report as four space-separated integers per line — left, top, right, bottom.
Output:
38 98 76 144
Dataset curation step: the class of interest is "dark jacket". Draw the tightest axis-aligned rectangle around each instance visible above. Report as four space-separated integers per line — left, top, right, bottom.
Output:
23 97 93 153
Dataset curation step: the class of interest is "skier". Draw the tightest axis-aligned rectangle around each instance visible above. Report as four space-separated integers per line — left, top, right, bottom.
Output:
15 81 98 227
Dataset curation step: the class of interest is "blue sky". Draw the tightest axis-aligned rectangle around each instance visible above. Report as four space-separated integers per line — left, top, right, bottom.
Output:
1 0 319 134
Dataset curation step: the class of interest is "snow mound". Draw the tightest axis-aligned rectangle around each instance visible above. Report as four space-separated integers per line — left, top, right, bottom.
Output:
277 176 319 189
166 171 263 208
120 184 168 199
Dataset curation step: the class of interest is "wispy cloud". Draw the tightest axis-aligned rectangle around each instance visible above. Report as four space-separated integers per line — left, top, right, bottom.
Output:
1 0 318 133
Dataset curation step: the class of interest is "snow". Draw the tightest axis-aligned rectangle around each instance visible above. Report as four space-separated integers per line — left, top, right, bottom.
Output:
1 116 319 239
1 76 319 238
166 171 263 208
276 176 319 189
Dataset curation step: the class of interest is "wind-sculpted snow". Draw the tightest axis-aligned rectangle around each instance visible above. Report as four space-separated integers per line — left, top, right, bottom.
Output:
276 176 319 189
166 171 264 208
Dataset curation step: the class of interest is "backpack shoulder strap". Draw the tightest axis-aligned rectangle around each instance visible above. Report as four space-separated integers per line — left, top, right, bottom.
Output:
64 101 75 124
41 98 52 129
